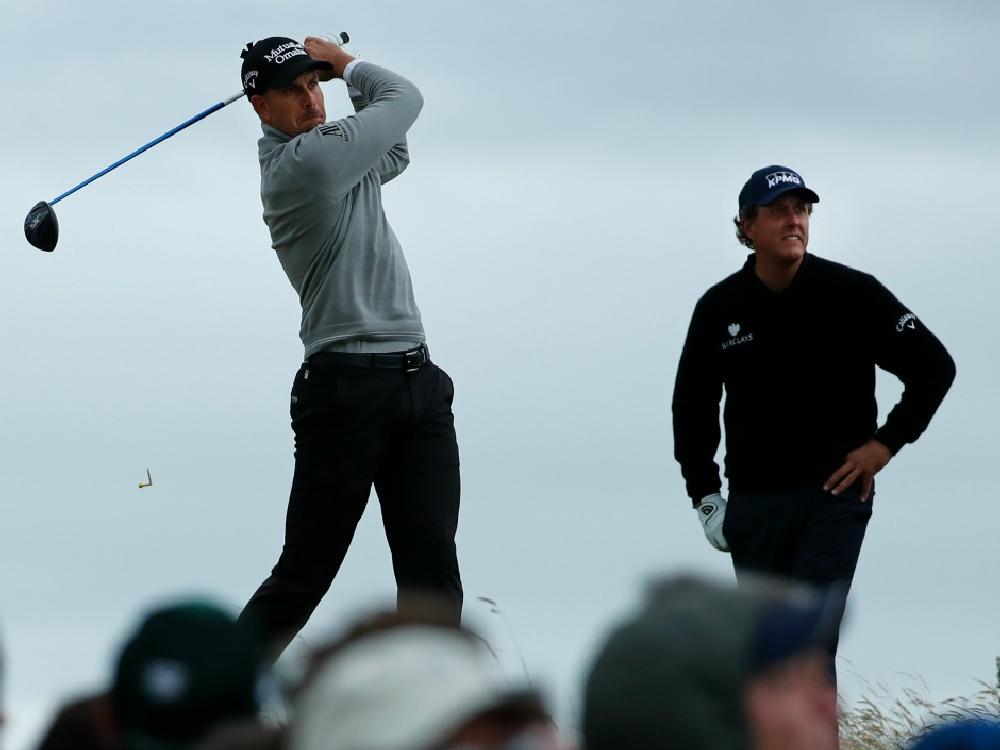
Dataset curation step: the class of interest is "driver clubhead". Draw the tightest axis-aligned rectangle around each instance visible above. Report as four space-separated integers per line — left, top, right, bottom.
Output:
25 201 59 252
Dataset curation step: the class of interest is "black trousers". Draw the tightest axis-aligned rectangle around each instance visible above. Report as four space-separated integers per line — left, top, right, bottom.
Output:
723 482 873 680
240 351 462 651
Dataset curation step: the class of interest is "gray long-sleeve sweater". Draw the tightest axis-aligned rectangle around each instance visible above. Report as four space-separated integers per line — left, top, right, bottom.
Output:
257 62 426 358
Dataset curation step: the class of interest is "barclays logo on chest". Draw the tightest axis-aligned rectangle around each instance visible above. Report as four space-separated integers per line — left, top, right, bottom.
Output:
721 322 754 350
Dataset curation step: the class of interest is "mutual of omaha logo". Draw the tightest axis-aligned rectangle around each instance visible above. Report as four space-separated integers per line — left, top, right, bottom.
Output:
319 123 350 141
896 313 918 332
765 171 802 189
721 322 753 350
264 42 307 65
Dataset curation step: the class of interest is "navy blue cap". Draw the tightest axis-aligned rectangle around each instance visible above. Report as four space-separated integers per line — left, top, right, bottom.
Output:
738 165 820 210
240 37 333 98
749 589 842 675
908 720 1000 750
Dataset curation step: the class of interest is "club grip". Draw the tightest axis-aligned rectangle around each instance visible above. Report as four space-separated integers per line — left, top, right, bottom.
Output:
320 31 350 47
321 31 353 56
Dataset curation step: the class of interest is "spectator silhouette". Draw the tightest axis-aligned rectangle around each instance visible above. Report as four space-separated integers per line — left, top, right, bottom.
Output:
35 599 270 750
582 574 840 750
291 604 563 750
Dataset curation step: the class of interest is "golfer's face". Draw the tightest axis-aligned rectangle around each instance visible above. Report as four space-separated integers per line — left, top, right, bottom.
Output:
744 192 811 267
260 70 326 137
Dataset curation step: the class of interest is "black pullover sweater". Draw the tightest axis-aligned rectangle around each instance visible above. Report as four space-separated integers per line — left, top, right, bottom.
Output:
672 253 956 503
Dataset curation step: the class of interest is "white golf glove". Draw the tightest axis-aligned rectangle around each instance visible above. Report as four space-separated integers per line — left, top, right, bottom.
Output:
696 492 730 552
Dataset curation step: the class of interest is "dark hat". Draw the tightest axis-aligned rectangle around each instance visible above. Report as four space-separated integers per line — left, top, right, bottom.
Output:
239 37 333 98
738 165 820 210
581 575 840 750
908 720 1000 750
111 600 266 750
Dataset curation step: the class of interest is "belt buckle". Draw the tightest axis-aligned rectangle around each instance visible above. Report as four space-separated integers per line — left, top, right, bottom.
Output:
402 346 425 373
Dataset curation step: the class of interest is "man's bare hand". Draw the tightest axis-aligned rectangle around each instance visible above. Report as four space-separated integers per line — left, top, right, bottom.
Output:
304 36 354 80
823 439 891 501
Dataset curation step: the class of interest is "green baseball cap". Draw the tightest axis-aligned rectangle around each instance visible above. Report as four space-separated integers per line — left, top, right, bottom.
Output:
111 600 266 750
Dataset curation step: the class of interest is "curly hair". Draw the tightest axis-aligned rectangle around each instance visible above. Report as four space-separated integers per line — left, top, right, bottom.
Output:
733 207 759 249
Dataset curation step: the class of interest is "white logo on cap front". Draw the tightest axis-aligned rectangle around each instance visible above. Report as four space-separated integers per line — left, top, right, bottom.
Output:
765 171 802 189
264 42 308 65
243 70 258 89
142 660 191 704
728 323 740 337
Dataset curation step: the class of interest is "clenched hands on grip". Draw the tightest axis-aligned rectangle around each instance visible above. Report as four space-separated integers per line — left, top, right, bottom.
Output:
823 439 892 501
304 36 355 80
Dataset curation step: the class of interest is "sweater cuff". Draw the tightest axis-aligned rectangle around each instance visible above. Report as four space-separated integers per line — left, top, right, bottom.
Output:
873 426 904 456
343 58 364 87
689 482 723 507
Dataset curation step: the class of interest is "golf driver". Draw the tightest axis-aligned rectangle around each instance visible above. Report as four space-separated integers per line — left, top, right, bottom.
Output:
24 32 350 253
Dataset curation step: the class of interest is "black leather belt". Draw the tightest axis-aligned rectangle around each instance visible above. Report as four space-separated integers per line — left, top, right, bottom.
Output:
307 344 429 372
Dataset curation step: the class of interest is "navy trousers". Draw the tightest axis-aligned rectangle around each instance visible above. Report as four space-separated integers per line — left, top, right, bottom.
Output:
723 482 873 679
240 352 463 652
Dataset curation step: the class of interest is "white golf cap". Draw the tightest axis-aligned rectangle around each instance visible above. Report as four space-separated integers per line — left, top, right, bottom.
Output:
291 625 546 750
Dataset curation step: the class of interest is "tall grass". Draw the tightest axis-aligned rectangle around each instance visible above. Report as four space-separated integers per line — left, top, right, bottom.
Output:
839 666 1000 750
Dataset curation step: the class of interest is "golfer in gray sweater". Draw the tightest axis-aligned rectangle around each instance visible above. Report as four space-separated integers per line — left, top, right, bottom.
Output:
237 35 462 654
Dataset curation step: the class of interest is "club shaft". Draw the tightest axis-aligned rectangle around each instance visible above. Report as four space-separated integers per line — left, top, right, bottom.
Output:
50 91 246 206
46 33 349 206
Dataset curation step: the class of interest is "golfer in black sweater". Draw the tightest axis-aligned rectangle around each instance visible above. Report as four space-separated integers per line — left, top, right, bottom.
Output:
671 165 955 676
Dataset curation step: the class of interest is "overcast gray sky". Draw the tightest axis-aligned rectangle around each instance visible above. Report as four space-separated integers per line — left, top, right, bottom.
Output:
3 1 999 747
